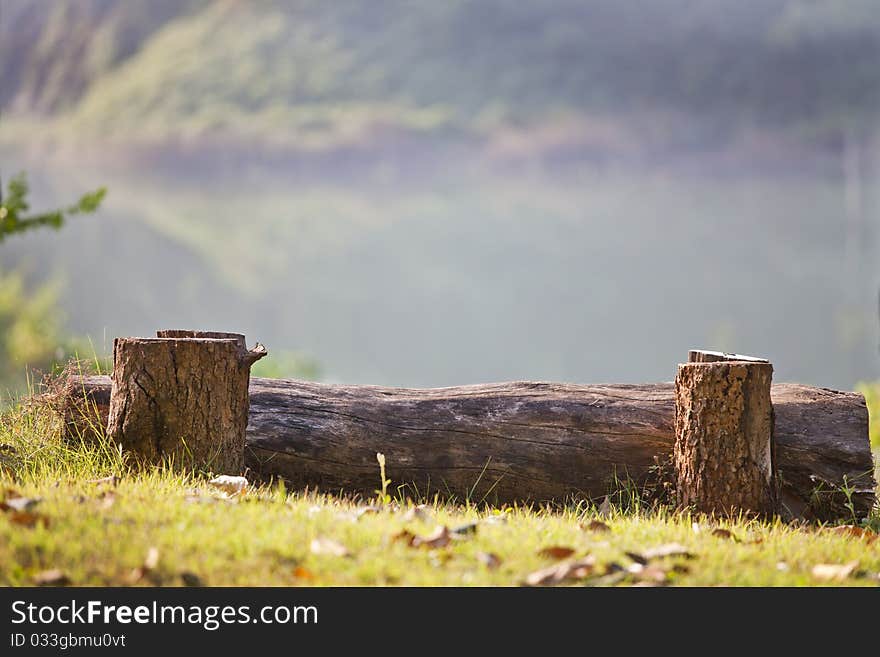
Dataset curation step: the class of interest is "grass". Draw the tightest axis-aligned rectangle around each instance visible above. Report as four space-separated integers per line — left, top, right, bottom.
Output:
0 391 878 587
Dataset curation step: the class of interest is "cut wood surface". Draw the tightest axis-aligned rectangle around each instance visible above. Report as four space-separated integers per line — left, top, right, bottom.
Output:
687 349 770 363
62 375 876 519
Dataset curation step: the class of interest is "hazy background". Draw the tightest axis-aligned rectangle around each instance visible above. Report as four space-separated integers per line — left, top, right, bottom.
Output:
2 0 880 390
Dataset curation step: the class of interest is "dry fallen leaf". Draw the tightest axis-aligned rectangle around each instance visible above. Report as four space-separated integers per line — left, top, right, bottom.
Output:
451 522 479 537
208 475 249 495
826 525 877 543
7 510 49 528
34 569 70 586
711 528 737 541
597 496 613 518
812 561 859 582
626 563 668 585
482 514 508 525
524 556 596 586
538 546 577 560
310 537 350 557
2 497 42 513
293 566 315 580
477 552 502 570
413 526 452 549
581 520 610 533
392 529 417 546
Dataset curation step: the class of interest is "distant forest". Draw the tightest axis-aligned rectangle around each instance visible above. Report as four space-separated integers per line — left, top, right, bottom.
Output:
3 0 879 156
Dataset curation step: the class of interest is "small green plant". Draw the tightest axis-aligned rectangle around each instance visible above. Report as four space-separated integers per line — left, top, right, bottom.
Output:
375 452 391 505
855 381 880 448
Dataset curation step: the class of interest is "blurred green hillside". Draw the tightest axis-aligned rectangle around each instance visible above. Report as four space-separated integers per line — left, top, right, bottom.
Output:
3 0 880 153
3 1 880 392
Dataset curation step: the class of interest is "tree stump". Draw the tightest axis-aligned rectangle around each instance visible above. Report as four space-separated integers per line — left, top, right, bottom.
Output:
674 359 776 516
106 332 267 473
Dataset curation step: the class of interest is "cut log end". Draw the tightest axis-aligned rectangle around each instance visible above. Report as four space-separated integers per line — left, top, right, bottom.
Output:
688 349 769 364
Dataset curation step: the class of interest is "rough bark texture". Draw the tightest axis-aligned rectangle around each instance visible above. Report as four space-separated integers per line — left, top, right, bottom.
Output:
674 362 776 516
105 336 265 472
62 376 875 519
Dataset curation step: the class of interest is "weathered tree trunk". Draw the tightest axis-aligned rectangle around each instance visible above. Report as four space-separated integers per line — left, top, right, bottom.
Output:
61 376 875 520
105 334 266 472
674 361 776 516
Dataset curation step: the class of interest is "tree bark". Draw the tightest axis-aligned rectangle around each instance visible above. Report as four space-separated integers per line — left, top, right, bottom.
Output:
61 375 875 520
674 361 776 516
105 336 266 473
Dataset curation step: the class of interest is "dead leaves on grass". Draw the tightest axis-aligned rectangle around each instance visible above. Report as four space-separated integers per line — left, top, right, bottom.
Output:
413 526 452 549
1 496 50 528
393 523 480 550
525 556 597 586
825 525 877 543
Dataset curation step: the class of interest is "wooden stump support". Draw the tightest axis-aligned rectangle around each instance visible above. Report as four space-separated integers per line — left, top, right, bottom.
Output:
106 330 266 473
674 350 776 516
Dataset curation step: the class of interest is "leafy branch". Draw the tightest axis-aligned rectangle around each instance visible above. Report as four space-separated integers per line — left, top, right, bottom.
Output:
0 172 106 242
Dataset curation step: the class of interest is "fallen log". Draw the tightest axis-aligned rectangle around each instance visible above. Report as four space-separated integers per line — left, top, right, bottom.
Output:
58 375 876 520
